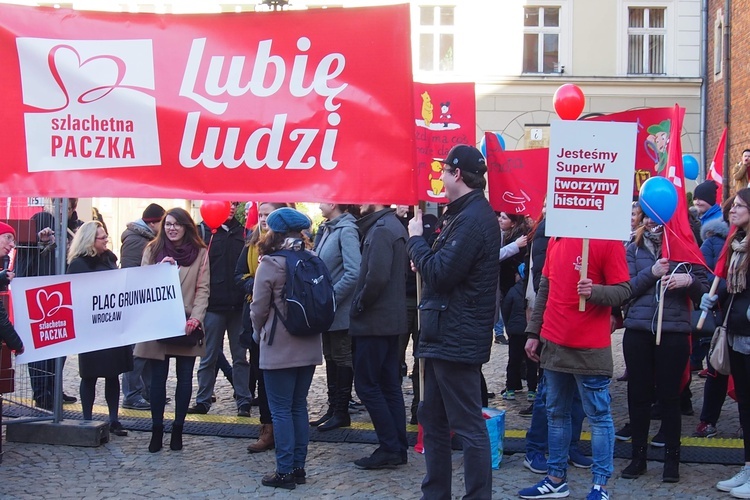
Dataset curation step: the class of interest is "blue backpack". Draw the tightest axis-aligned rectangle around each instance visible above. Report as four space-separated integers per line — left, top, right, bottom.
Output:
268 248 336 345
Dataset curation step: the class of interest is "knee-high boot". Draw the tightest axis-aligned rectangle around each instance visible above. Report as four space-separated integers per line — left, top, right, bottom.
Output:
318 366 353 432
310 360 337 426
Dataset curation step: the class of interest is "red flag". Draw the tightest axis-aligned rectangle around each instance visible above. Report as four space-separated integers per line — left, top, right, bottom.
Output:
660 105 706 266
245 202 258 233
485 133 548 217
713 225 737 279
708 128 727 203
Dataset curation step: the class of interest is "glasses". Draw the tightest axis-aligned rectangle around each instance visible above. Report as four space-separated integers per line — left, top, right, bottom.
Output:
165 222 183 229
732 202 749 210
95 236 109 241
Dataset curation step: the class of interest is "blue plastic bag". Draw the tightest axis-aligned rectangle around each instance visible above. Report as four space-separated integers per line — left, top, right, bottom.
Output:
483 407 505 469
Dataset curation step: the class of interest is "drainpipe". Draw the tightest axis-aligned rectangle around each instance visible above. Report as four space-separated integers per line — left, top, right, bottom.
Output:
723 0 731 200
700 0 707 181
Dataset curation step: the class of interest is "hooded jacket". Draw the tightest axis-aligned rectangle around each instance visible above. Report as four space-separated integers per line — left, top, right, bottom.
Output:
120 220 157 269
314 212 361 331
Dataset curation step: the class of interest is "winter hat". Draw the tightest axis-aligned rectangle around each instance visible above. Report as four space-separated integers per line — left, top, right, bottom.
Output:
435 145 487 175
693 180 718 206
0 222 15 238
266 207 311 233
142 203 166 223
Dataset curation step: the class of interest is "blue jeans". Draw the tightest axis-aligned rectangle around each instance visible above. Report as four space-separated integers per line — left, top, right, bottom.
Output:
150 356 196 427
264 365 315 473
196 310 251 408
526 372 587 456
544 369 614 486
494 315 504 337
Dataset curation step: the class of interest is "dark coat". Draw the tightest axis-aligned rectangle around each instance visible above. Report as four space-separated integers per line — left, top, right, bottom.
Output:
120 220 156 269
700 218 729 282
408 189 502 365
349 209 408 337
501 280 527 336
200 219 245 311
623 242 708 334
67 251 133 379
531 218 549 293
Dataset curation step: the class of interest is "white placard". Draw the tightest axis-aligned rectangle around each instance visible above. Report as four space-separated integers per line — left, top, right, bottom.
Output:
545 120 637 240
11 264 186 364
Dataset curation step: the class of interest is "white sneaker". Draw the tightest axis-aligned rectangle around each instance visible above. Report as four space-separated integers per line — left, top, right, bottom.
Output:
718 466 750 492
733 481 750 499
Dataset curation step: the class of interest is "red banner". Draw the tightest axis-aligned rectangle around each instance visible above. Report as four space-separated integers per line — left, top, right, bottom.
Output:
0 4 417 204
413 83 476 202
588 107 675 197
485 134 548 217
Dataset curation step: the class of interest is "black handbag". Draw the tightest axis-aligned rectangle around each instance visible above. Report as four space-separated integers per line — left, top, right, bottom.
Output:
158 323 204 347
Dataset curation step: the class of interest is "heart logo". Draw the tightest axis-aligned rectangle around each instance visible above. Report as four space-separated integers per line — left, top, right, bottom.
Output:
42 44 130 112
30 288 71 322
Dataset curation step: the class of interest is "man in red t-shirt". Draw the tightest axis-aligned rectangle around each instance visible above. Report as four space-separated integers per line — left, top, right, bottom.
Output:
519 237 630 500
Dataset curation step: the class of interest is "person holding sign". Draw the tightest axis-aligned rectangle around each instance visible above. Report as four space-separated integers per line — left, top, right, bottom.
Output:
0 222 24 356
619 216 707 483
520 238 630 500
408 145 501 499
135 208 210 453
701 189 750 497
67 221 133 437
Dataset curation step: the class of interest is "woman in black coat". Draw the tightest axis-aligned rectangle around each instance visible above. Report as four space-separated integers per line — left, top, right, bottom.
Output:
67 221 133 436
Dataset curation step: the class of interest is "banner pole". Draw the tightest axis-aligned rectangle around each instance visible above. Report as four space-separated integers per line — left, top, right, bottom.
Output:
578 239 589 312
696 276 721 329
656 282 666 345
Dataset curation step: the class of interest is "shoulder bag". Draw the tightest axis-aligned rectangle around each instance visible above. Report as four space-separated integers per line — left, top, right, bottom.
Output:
708 295 734 376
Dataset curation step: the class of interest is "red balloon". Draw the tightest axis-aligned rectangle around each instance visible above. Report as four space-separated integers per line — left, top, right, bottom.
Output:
553 84 585 120
200 201 231 230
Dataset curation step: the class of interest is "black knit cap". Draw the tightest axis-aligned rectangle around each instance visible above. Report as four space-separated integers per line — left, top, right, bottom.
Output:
693 180 717 206
142 203 166 223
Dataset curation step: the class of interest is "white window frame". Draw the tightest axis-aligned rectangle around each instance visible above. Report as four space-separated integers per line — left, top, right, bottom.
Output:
414 4 456 74
617 1 675 76
521 1 570 75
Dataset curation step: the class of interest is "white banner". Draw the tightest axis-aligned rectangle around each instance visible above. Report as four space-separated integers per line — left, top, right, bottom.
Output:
545 120 637 240
11 264 185 364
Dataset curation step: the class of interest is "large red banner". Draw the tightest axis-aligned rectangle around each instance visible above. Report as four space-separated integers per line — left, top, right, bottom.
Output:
587 107 674 196
413 82 476 202
0 4 417 204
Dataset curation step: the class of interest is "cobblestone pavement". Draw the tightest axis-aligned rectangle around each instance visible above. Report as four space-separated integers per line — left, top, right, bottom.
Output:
0 330 742 498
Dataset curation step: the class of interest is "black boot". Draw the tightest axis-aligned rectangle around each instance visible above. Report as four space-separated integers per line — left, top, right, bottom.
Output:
663 446 680 483
310 360 337 426
621 445 647 479
170 424 183 451
318 366 353 432
148 425 164 453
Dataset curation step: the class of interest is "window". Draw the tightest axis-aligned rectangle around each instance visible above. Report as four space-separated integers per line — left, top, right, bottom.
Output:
523 6 560 74
627 7 666 74
418 6 455 72
714 10 723 77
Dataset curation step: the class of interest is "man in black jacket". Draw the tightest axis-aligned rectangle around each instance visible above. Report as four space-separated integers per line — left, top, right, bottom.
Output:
350 204 409 470
408 145 501 499
187 202 252 416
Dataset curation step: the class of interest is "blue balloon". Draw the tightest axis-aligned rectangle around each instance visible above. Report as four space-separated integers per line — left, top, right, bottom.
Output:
639 177 678 225
479 133 505 157
683 155 699 180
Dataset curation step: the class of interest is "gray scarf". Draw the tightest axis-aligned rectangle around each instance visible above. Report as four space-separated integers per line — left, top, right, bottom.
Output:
728 235 749 294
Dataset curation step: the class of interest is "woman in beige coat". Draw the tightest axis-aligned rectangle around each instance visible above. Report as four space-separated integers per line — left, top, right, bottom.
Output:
134 207 210 453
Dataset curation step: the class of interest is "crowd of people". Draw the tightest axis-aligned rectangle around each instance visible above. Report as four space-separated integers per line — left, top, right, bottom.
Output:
4 146 750 498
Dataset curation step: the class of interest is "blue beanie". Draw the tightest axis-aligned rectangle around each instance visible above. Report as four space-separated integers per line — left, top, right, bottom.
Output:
266 207 311 233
